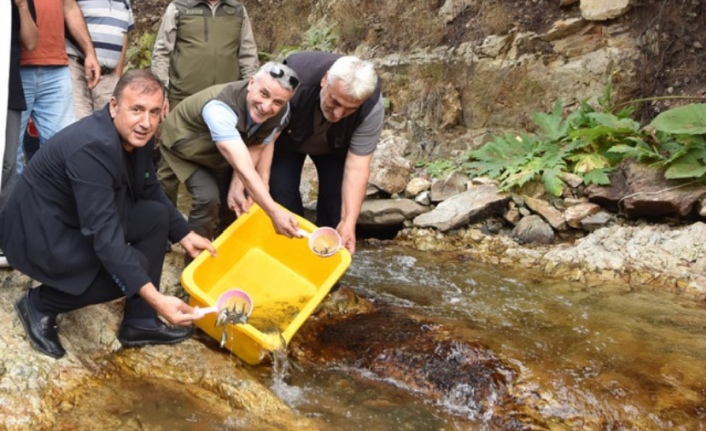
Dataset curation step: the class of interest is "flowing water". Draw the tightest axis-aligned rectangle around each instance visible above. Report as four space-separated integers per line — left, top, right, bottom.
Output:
58 242 706 430
260 244 706 430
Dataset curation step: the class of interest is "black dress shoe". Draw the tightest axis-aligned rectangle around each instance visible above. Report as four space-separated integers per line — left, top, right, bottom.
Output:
118 319 193 347
14 293 66 359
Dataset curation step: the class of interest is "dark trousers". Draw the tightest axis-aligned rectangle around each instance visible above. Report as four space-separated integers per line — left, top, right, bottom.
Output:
184 167 235 241
31 200 170 325
269 151 345 228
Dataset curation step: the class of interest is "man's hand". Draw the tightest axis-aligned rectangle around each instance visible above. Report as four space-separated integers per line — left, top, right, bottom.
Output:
139 284 199 325
227 179 252 216
179 231 217 259
83 54 101 89
268 207 300 237
337 222 357 254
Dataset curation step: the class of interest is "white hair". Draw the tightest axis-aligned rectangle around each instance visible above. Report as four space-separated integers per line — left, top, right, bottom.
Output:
325 56 377 101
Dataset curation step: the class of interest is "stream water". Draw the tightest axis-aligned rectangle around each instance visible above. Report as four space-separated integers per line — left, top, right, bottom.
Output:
55 243 706 430
260 244 706 430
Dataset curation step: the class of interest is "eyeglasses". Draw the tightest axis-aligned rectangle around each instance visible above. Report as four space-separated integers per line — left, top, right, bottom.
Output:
268 65 299 90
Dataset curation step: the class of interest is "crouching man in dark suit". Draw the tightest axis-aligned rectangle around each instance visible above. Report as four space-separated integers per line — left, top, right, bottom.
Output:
0 70 216 359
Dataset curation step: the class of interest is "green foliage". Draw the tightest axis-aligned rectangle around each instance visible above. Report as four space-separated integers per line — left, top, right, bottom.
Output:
301 25 339 52
266 25 339 61
464 94 638 196
125 32 156 72
463 80 706 196
650 104 706 134
416 159 458 179
609 104 706 179
648 105 706 179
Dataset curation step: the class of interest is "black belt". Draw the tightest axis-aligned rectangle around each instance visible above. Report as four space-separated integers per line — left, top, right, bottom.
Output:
70 56 114 75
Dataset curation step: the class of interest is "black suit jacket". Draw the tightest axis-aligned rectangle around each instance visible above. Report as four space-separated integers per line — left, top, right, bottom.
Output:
0 106 190 296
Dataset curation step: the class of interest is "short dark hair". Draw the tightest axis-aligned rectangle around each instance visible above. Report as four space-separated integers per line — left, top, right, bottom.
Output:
112 69 166 103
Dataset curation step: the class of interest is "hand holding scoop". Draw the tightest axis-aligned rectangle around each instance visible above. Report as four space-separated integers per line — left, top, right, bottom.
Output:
194 288 253 318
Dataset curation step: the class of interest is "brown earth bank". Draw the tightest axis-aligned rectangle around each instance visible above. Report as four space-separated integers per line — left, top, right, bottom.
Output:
132 0 706 122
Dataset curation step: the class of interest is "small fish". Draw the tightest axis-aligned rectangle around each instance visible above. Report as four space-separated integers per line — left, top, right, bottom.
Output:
214 303 249 348
313 245 332 255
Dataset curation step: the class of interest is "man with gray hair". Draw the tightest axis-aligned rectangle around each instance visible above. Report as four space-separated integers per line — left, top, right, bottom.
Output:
158 62 301 253
269 51 384 255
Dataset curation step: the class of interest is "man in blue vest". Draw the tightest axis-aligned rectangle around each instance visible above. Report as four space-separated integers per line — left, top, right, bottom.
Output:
269 52 384 255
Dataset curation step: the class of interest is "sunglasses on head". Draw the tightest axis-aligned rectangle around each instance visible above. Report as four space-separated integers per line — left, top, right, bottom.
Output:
269 65 299 89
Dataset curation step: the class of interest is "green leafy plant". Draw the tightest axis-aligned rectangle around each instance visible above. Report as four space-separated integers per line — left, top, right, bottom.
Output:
125 32 156 71
617 104 706 179
463 78 657 196
416 159 459 179
269 25 339 61
301 25 339 52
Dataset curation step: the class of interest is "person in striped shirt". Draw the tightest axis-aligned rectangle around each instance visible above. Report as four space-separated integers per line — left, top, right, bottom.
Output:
67 0 134 120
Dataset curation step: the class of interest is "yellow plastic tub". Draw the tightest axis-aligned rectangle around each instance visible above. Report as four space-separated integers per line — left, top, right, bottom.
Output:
181 204 352 365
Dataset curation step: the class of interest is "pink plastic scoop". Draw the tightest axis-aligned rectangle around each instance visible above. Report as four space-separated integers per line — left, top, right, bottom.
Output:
298 227 342 257
194 288 253 318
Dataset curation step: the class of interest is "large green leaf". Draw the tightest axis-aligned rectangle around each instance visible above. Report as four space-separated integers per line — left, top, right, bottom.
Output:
664 153 706 179
608 143 661 162
541 166 565 197
650 104 706 135
582 168 612 185
532 100 567 141
568 153 610 173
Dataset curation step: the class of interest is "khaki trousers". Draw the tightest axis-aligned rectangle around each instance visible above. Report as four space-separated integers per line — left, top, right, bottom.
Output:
68 58 119 120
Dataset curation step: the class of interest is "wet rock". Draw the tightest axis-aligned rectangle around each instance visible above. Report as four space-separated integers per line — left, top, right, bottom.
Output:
291 288 543 430
0 252 322 430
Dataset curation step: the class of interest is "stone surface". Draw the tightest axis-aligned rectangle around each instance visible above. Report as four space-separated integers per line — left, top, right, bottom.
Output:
564 202 601 228
524 196 568 231
429 171 470 203
358 198 430 226
586 162 706 218
0 252 321 430
405 176 432 197
511 214 555 244
580 0 632 21
414 184 511 232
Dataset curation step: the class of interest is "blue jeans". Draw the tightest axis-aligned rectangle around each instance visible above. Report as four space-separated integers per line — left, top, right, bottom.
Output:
17 66 75 174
